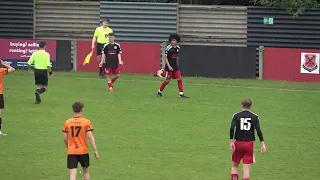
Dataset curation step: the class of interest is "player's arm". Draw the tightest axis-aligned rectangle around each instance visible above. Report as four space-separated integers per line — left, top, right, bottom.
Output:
92 27 98 49
62 122 68 147
63 133 68 147
46 53 52 75
0 59 15 73
165 49 173 70
229 115 236 142
117 44 123 65
86 121 99 159
229 115 237 152
87 131 99 159
177 46 180 65
100 45 107 66
255 117 266 153
87 131 97 152
27 53 35 70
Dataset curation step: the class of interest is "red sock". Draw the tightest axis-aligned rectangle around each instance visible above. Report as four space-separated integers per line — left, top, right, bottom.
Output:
231 174 238 180
159 81 169 91
108 81 113 88
177 80 183 93
242 178 249 180
111 76 118 83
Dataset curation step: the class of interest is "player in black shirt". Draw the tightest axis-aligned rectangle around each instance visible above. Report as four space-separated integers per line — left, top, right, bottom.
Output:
229 99 266 180
156 33 188 98
101 33 123 92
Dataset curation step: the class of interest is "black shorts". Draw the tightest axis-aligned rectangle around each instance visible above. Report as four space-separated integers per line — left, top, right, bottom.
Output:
97 43 105 56
67 154 90 169
34 69 48 85
0 94 4 109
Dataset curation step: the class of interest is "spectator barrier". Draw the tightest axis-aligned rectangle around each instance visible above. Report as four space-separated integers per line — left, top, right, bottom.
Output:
263 47 320 82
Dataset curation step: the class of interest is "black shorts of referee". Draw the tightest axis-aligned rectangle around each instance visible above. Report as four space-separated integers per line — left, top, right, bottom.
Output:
96 43 105 56
34 69 48 86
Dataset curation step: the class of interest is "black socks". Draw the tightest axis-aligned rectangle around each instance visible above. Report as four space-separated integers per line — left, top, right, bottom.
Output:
36 87 46 94
99 67 103 76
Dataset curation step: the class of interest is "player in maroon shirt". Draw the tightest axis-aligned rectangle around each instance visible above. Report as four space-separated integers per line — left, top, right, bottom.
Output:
229 99 266 180
156 33 188 98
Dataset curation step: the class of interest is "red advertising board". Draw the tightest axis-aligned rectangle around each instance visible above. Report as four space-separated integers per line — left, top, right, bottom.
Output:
77 41 160 74
263 47 320 82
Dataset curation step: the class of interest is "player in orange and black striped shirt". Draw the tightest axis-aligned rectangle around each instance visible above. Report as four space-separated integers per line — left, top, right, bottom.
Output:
62 101 99 180
0 59 15 136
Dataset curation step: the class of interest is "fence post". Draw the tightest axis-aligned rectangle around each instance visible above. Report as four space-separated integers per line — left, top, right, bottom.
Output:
33 0 36 39
72 41 77 71
160 42 167 69
176 3 180 34
258 46 264 80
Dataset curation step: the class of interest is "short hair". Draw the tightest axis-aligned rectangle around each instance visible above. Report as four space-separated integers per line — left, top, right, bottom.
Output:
108 33 115 37
168 33 181 43
103 18 110 23
72 101 84 113
39 41 46 48
241 98 252 109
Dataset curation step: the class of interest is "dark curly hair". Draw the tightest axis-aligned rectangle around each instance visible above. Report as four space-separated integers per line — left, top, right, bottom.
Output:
168 33 181 43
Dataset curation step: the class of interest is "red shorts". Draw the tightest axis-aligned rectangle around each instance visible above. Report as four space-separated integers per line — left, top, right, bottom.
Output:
104 68 120 75
165 70 181 79
232 141 255 164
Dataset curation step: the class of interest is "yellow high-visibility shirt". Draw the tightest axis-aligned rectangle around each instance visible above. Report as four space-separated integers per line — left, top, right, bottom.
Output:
94 26 113 44
27 50 51 69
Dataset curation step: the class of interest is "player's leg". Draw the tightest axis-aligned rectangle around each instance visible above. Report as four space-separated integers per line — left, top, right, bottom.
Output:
231 141 243 180
79 154 90 180
34 70 41 104
69 169 77 180
231 162 240 180
97 44 104 76
157 71 172 97
111 68 120 85
104 68 114 92
0 94 6 136
242 164 251 180
242 142 254 180
67 155 79 180
38 71 48 95
82 167 90 180
174 70 188 98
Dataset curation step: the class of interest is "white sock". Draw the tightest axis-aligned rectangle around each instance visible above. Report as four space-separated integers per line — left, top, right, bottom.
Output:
158 90 162 93
179 92 184 95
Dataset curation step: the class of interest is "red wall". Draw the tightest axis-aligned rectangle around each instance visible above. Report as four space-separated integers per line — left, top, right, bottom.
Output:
77 41 160 74
263 47 320 82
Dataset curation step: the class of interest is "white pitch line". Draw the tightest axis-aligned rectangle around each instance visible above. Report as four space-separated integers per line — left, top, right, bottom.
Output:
76 77 320 93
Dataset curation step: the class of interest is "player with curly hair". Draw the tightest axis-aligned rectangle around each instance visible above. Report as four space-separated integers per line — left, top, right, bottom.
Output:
156 33 188 98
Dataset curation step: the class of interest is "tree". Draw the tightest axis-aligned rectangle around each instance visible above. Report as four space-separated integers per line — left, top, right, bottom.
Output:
251 0 320 16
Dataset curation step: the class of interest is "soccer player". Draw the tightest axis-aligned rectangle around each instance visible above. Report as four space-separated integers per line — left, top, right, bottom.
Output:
229 99 266 180
156 33 188 98
92 18 113 77
27 41 53 104
62 101 99 180
101 33 123 92
0 59 15 136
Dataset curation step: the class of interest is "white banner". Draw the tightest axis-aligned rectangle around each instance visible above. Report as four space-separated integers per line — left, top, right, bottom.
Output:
300 53 320 74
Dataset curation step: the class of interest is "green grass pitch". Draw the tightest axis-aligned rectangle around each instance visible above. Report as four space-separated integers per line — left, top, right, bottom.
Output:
0 71 319 180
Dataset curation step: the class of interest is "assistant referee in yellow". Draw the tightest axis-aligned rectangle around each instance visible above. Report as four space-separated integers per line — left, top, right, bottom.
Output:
27 40 53 104
92 18 113 76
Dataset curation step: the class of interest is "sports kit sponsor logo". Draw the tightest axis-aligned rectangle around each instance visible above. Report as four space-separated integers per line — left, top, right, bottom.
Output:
300 53 319 74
